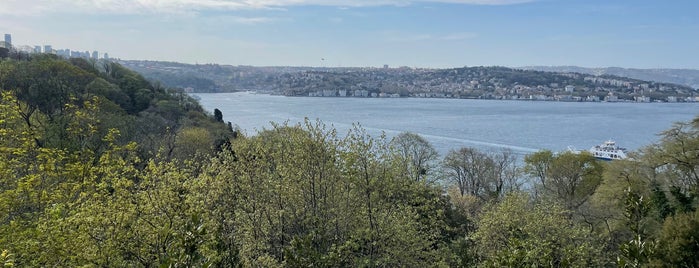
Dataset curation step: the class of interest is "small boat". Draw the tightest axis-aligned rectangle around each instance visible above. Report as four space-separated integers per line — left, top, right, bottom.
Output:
588 140 628 161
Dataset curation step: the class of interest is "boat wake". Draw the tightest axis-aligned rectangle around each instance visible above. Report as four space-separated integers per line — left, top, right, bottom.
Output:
343 124 541 154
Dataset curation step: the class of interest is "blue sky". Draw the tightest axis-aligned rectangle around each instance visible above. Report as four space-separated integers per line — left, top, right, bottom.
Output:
1 0 697 68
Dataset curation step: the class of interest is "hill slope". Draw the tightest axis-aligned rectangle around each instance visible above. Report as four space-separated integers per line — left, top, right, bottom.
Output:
521 66 699 89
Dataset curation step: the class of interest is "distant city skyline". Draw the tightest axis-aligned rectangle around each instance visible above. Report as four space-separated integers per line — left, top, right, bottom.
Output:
1 0 698 69
3 33 109 60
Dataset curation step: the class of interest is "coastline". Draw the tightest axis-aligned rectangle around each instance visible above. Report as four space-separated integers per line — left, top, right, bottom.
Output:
194 90 698 104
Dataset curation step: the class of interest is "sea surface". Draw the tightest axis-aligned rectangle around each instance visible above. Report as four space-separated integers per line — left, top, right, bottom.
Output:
196 92 698 157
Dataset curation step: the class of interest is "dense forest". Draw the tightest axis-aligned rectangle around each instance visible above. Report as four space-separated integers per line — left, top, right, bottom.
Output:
1 55 699 267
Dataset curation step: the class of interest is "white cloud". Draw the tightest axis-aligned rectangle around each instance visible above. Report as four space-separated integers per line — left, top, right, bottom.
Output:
219 16 279 24
384 31 478 43
0 0 535 15
441 32 478 41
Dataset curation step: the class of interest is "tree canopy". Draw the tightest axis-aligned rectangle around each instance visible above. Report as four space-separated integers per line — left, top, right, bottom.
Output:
1 54 699 267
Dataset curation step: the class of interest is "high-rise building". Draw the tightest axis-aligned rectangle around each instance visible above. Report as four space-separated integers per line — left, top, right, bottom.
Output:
44 45 52 53
34 46 42 53
57 49 70 58
92 51 98 60
4 34 10 46
103 53 109 60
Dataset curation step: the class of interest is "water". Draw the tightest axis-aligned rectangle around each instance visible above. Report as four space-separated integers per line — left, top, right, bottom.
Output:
196 92 698 156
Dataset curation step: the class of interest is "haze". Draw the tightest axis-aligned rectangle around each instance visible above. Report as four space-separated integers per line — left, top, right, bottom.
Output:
1 0 697 69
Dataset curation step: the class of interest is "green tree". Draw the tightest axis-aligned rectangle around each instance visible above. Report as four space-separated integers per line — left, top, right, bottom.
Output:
525 150 604 211
650 211 699 267
214 108 223 122
617 188 656 268
473 192 605 267
171 126 213 161
390 132 439 183
642 117 699 211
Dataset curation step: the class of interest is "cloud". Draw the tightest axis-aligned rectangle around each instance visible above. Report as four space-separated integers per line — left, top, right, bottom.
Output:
0 0 535 15
384 31 478 42
441 32 478 41
227 16 279 24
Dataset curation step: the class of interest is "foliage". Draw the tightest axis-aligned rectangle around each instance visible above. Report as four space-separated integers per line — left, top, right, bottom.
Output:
473 192 605 267
643 118 699 210
2 54 699 266
442 147 519 202
196 121 451 266
525 150 604 211
617 188 656 267
390 132 439 183
650 211 699 267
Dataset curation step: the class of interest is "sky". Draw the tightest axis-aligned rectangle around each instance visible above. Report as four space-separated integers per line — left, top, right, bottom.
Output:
1 0 698 69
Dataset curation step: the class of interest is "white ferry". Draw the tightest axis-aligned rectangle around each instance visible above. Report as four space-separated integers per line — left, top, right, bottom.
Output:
588 140 628 161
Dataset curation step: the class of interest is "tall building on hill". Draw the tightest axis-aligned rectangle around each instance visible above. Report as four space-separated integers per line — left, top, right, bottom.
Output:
44 45 52 53
104 53 109 60
4 34 10 47
34 46 41 53
92 51 98 60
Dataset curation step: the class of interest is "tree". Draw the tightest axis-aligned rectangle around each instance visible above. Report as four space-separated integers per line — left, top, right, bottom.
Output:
473 192 605 267
642 117 699 209
616 188 656 268
214 108 223 122
525 150 604 211
5 57 93 120
86 77 131 109
442 147 519 201
650 211 699 267
171 126 212 161
584 158 660 257
0 58 239 266
0 47 8 59
390 132 439 182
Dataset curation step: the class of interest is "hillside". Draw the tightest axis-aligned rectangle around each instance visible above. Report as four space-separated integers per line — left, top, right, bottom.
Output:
2 54 699 266
121 60 697 102
521 66 699 90
0 54 236 162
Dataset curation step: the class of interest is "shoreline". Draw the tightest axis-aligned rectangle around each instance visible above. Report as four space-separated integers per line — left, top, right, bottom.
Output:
193 91 698 104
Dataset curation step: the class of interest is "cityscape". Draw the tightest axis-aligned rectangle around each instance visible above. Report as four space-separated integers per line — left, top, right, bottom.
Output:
3 32 699 103
122 60 699 103
1 33 110 60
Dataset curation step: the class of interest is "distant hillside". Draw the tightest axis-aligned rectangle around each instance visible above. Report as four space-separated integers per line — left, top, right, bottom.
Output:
270 66 695 102
119 60 316 93
120 60 697 102
521 66 699 89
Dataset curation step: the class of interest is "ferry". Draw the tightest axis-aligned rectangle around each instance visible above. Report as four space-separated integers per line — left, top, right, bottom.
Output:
588 140 628 161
